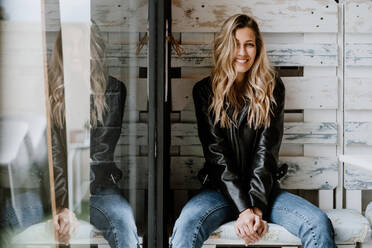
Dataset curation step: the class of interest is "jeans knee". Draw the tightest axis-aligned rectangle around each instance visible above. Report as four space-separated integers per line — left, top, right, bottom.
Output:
300 211 335 248
312 211 334 234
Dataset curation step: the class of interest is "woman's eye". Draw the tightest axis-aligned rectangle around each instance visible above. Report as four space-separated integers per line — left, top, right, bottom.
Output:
245 43 255 47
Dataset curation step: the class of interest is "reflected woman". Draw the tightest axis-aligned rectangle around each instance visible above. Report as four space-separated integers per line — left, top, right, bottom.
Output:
49 22 140 247
170 14 336 248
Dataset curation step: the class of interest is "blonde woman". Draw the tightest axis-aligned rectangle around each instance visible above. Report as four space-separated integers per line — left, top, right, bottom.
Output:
48 23 139 247
170 14 336 248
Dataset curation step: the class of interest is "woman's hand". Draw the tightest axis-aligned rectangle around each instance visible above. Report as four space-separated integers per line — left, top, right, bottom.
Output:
234 208 267 246
252 207 268 237
53 208 79 245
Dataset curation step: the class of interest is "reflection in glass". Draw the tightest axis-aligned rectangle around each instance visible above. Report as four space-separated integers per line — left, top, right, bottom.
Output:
0 0 60 247
88 22 140 247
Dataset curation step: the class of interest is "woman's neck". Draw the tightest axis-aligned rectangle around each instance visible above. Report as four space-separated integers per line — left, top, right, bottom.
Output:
235 72 246 89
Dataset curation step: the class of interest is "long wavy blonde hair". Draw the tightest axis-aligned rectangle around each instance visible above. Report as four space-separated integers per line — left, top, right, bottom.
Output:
211 14 276 129
48 22 107 128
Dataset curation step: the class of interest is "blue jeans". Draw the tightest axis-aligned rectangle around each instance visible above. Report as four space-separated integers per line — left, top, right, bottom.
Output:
0 189 45 248
90 187 140 248
170 189 336 248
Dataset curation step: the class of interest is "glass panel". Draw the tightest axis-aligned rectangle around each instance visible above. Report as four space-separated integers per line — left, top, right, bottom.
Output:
59 0 149 246
0 0 56 246
1 0 153 247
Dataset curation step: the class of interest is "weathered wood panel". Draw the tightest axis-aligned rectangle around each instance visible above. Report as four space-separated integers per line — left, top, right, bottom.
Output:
172 77 338 112
345 77 372 109
44 0 148 32
105 57 147 68
172 0 338 33
117 157 148 189
344 163 372 190
345 122 372 146
123 79 148 111
281 77 338 109
346 44 372 66
170 156 338 189
118 123 148 146
110 43 338 66
170 55 337 67
107 43 336 58
171 122 337 146
345 0 372 33
280 156 338 190
45 0 339 32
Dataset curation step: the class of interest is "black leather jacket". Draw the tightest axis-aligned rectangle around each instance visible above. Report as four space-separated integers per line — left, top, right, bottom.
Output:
193 75 286 216
90 76 126 194
50 76 126 206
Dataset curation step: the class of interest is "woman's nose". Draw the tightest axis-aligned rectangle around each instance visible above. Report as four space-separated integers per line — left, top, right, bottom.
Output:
238 45 247 56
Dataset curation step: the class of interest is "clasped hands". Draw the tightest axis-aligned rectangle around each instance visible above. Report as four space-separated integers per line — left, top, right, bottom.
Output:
52 208 79 245
234 207 268 246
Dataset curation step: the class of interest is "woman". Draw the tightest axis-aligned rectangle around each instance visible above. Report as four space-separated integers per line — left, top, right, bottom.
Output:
48 23 140 247
170 14 336 248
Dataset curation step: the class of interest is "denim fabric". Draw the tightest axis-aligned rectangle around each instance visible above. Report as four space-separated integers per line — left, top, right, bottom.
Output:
90 187 140 248
170 189 237 248
269 190 337 248
0 190 44 248
170 189 336 248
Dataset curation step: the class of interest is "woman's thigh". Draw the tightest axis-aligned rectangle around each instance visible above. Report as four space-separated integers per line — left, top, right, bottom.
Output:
90 187 139 248
268 190 336 248
170 189 237 248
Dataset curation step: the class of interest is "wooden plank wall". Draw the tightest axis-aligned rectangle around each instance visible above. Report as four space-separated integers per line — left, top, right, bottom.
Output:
344 0 372 212
170 0 340 217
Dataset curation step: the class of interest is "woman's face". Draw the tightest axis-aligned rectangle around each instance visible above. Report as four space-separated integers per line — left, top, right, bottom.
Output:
233 27 257 78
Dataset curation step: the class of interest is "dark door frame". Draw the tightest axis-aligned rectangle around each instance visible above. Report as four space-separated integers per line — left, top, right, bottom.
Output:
148 0 171 247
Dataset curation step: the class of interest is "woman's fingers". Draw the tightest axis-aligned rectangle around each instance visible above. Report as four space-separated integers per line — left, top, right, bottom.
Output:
253 215 261 232
261 220 268 237
238 220 260 242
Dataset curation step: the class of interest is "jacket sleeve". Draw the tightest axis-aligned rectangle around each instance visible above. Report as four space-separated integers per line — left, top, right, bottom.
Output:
247 76 285 215
51 124 69 210
193 80 252 212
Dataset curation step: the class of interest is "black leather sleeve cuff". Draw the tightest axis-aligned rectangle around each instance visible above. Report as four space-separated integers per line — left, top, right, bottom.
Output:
90 162 122 194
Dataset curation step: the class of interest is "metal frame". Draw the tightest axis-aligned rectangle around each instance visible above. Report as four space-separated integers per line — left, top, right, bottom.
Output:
148 0 170 247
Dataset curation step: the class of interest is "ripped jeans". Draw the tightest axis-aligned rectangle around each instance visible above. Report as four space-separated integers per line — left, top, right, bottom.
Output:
170 189 336 248
90 187 140 248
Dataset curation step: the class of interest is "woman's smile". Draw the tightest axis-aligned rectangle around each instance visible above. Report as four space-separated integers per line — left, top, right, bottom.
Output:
234 58 250 64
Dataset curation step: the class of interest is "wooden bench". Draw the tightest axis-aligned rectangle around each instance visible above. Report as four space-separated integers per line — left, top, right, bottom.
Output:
12 220 143 248
202 160 371 247
200 157 372 247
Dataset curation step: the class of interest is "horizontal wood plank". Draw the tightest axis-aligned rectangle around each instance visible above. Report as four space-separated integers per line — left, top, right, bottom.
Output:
172 0 338 33
345 77 372 109
344 163 372 190
172 77 338 111
171 122 337 145
345 0 372 33
170 156 338 189
345 122 372 146
105 43 338 66
44 0 338 32
279 156 338 189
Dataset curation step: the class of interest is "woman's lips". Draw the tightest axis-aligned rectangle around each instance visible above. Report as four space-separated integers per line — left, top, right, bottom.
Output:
235 58 249 64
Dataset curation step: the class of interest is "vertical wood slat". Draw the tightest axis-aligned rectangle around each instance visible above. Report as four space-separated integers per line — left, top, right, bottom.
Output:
346 190 362 213
303 108 336 210
319 190 334 209
336 0 344 210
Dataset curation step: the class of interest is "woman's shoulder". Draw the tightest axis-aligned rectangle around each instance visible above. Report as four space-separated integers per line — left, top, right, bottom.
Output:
193 76 212 98
273 74 285 99
106 76 127 94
